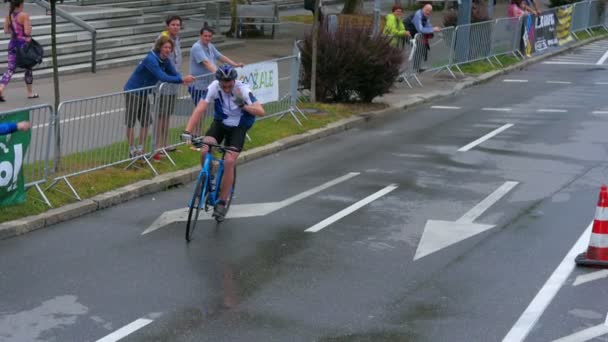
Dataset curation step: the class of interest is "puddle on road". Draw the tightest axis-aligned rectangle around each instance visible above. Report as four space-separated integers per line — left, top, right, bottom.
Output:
0 295 88 341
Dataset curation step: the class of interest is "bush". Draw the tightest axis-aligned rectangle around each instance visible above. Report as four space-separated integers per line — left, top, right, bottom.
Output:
300 25 402 103
442 1 490 27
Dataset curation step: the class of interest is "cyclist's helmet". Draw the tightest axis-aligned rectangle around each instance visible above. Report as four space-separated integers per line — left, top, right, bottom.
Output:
215 64 238 82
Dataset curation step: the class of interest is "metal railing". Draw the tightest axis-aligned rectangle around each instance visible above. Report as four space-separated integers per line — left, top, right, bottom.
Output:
32 0 97 73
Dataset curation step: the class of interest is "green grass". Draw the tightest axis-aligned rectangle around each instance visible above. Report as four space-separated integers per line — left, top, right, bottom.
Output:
281 15 314 25
0 102 385 223
572 27 608 40
456 54 521 74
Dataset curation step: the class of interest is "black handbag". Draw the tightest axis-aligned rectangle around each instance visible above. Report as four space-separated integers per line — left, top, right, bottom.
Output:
16 38 43 69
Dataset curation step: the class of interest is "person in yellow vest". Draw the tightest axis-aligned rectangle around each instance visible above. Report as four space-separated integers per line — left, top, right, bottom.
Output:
383 5 410 47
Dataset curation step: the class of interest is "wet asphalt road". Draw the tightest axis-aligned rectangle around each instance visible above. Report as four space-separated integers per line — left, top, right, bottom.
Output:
3 42 608 342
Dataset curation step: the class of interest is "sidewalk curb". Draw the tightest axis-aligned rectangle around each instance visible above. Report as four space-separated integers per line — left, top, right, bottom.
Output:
1 36 606 240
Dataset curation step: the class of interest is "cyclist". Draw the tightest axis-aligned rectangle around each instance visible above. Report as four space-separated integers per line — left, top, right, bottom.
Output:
182 64 265 219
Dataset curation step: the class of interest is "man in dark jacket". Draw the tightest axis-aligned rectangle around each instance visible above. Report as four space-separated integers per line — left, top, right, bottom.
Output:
404 4 441 72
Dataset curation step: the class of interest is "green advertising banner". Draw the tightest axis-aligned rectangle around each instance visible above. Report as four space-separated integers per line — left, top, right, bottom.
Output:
0 110 31 206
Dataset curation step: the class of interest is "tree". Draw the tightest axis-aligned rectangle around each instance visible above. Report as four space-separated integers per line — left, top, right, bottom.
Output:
51 0 61 171
341 0 365 14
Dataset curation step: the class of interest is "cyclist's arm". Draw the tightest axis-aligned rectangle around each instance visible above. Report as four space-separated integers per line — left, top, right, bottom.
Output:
185 99 208 133
243 101 265 117
219 55 244 68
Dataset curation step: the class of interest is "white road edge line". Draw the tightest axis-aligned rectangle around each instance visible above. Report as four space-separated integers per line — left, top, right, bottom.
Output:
482 108 512 112
305 184 398 233
502 222 593 342
546 81 572 84
543 61 601 65
572 269 608 286
537 109 568 113
503 79 529 83
96 318 153 342
458 123 513 152
597 49 608 65
431 106 461 110
592 111 608 115
552 313 608 342
595 82 608 85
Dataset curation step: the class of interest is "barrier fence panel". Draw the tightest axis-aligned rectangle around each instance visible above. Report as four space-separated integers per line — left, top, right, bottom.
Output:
491 16 524 62
587 0 605 30
0 105 54 207
453 21 496 68
396 37 421 88
411 26 458 79
152 73 216 165
571 1 592 37
52 86 159 200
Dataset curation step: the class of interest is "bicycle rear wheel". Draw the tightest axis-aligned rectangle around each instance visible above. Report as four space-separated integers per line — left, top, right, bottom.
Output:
186 172 207 242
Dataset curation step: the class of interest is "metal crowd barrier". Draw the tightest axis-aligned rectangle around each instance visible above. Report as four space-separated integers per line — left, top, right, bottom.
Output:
571 1 592 38
490 16 524 62
410 27 458 81
0 105 54 207
50 86 159 200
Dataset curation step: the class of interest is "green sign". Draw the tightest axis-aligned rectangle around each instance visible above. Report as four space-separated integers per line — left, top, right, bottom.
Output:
0 110 31 206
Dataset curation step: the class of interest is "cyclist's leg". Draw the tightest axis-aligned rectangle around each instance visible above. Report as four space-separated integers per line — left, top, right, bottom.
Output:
201 120 224 165
218 125 246 202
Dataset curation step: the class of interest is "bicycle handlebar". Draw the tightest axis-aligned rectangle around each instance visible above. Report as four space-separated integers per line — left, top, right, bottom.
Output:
190 136 241 153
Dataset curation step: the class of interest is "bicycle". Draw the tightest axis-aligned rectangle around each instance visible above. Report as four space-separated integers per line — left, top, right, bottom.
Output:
185 137 239 242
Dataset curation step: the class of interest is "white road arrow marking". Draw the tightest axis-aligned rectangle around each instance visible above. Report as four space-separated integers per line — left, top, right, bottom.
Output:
142 172 360 235
573 270 608 286
305 184 398 233
552 313 608 342
414 181 518 260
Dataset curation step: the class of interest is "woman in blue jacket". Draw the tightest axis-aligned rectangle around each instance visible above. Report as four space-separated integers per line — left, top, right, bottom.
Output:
123 35 195 158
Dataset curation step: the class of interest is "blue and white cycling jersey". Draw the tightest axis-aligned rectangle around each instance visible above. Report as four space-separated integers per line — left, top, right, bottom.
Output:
203 80 258 128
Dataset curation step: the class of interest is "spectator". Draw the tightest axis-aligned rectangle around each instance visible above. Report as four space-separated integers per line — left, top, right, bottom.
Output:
0 0 37 102
123 36 195 158
404 4 441 72
153 15 183 161
0 121 29 135
188 24 244 147
383 5 410 47
508 0 525 17
521 0 540 15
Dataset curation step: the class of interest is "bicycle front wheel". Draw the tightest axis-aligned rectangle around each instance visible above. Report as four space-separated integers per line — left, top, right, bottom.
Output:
186 172 207 242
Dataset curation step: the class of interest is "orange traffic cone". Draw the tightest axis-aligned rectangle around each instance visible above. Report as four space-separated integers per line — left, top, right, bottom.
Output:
576 185 608 267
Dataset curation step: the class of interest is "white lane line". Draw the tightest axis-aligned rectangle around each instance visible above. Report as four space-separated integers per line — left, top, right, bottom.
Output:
552 314 608 342
96 318 153 342
502 222 593 342
592 111 608 115
305 184 398 233
431 106 461 110
32 108 123 130
573 270 608 286
546 81 572 84
458 123 513 152
595 82 608 85
597 49 608 65
503 79 529 83
537 109 568 113
543 61 606 66
482 107 512 112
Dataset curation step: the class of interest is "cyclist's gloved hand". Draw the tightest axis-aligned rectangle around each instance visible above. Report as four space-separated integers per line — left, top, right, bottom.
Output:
181 131 192 144
233 90 247 108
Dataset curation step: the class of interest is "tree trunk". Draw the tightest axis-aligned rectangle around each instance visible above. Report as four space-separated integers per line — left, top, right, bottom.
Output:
225 0 250 37
311 0 321 103
341 0 365 14
51 0 61 172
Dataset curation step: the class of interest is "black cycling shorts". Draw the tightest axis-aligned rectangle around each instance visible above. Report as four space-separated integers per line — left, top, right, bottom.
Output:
204 120 248 151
